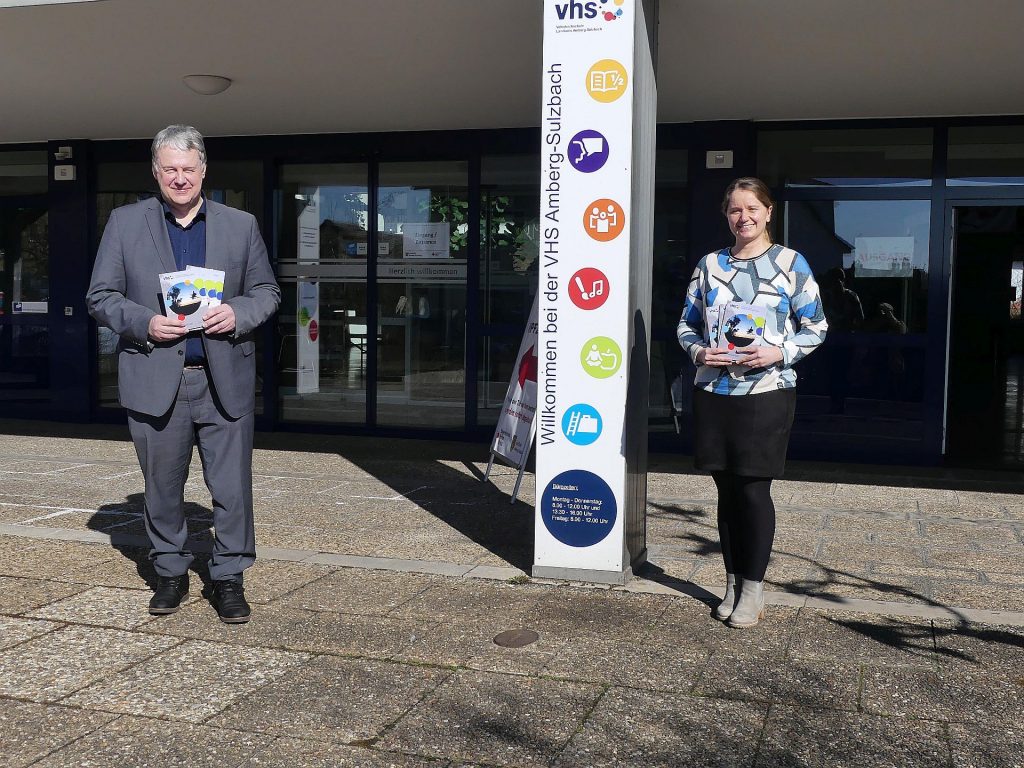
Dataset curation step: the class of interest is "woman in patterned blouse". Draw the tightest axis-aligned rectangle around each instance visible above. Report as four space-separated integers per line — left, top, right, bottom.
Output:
677 177 828 628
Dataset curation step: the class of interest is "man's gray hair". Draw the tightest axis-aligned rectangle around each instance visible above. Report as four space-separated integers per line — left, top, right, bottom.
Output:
151 125 207 169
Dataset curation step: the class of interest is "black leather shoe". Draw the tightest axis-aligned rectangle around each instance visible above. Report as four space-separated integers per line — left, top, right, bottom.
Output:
213 580 251 624
149 574 189 615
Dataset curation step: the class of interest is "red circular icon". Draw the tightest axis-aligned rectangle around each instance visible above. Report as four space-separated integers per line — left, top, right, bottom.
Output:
568 267 610 310
308 319 319 341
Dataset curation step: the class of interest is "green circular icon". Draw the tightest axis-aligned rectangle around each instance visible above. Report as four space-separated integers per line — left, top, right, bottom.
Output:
580 336 621 378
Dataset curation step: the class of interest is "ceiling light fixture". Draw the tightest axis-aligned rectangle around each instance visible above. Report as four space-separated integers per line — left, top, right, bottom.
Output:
182 74 233 96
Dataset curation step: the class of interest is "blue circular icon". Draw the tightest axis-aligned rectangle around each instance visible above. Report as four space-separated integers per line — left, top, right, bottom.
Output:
561 403 603 446
568 129 609 173
541 469 617 548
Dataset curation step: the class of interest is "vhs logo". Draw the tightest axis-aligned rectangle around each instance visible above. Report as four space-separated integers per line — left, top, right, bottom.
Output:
554 0 625 22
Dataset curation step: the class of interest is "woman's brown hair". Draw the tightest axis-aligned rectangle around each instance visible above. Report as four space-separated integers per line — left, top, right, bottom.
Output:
720 177 774 216
721 177 775 243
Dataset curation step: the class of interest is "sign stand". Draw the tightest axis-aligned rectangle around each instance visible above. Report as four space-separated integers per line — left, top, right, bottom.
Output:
483 295 539 504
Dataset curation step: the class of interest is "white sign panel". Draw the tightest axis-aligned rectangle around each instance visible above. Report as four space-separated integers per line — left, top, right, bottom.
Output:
534 0 635 575
854 236 915 278
491 295 540 468
403 223 450 259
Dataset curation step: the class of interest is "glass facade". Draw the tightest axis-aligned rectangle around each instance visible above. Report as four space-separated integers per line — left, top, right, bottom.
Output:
948 125 1024 186
376 162 469 428
477 154 539 427
0 151 47 197
0 206 49 404
275 163 370 424
759 128 933 188
5 119 1023 465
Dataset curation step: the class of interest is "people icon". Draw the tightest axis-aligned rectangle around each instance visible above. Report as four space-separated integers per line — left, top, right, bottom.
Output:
588 204 618 233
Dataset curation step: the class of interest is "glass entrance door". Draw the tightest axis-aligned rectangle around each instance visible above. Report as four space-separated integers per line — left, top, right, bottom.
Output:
275 163 370 424
376 161 469 427
0 203 49 407
946 205 1024 466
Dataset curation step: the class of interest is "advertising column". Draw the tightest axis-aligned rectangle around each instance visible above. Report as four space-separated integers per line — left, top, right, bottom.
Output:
534 0 656 583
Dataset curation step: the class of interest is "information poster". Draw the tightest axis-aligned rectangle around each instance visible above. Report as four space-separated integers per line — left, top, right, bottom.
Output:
491 294 539 468
296 188 320 394
534 0 635 575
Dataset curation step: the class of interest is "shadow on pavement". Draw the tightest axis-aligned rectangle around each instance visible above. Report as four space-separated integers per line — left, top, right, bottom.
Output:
87 492 216 594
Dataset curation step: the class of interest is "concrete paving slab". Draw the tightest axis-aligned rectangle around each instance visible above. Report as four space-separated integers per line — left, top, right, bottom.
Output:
692 653 861 711
0 536 117 578
553 688 766 768
0 576 88 614
947 722 1024 768
0 616 61 651
930 580 1024 612
931 620 1024 667
30 715 274 768
388 578 543 623
378 670 603 767
279 568 440 616
542 634 708 692
239 739 447 768
389 617 549 673
0 625 178 702
26 585 163 630
0 699 116 768
861 665 1024 724
754 704 951 768
787 610 936 667
64 639 310 722
211 656 451 744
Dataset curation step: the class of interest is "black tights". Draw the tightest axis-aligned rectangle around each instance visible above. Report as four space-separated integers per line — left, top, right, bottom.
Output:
712 471 776 582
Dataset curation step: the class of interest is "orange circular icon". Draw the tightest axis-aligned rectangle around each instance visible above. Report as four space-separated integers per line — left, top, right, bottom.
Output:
583 199 625 242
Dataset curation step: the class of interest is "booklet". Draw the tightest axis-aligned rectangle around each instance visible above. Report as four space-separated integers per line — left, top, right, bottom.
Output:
718 302 768 361
158 266 225 331
704 304 723 348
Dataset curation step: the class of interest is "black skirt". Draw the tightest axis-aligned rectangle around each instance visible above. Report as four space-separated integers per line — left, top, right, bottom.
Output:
692 386 797 478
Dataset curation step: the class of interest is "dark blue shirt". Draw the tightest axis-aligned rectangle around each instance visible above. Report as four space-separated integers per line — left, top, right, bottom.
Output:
162 198 207 364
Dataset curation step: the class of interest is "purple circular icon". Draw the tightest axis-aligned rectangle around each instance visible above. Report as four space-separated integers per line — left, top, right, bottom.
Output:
568 129 609 173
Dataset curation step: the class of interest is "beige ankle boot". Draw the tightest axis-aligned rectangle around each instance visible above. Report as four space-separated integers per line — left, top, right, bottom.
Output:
727 579 765 628
713 573 738 621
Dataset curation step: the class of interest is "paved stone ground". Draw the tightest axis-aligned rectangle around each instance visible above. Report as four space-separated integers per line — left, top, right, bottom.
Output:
1 420 1023 767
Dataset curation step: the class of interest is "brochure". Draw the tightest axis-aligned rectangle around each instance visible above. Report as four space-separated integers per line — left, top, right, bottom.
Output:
158 266 225 331
718 301 768 361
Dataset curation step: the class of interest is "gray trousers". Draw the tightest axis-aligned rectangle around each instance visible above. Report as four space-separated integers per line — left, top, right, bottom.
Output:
127 367 256 581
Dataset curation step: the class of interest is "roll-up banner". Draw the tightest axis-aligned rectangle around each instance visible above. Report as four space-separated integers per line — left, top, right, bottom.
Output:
534 0 654 583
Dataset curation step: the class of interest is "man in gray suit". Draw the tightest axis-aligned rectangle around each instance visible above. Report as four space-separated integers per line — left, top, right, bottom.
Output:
87 125 280 623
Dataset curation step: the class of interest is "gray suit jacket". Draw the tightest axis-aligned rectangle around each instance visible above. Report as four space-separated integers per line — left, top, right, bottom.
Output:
87 197 281 419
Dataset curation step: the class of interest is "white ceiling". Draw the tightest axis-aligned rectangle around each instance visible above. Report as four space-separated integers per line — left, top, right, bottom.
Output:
1 0 1023 144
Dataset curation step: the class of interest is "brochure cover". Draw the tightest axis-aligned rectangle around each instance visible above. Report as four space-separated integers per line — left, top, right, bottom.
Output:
704 304 723 348
719 302 767 360
158 266 225 331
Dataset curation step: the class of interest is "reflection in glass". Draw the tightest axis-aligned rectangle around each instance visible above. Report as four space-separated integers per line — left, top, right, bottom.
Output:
948 126 1024 186
0 151 47 196
276 164 369 423
377 162 468 428
759 128 933 188
785 199 930 450
650 149 689 433
478 155 539 426
0 207 49 403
